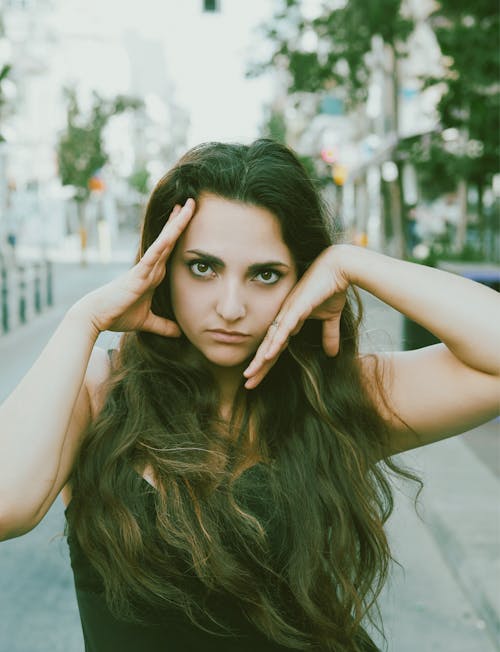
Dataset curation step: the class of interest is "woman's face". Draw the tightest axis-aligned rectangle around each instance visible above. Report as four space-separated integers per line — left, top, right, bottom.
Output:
169 193 298 369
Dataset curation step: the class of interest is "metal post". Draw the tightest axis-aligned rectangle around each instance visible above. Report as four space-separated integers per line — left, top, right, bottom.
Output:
18 265 26 324
33 262 41 313
46 259 53 307
1 264 8 334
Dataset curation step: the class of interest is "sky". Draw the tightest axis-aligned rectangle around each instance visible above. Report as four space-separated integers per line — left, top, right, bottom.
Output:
53 0 277 148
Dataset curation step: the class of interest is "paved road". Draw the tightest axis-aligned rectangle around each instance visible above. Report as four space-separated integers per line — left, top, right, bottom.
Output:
0 259 498 651
0 261 129 652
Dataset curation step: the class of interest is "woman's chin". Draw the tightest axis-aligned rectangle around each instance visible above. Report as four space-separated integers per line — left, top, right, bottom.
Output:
201 347 253 369
205 355 249 369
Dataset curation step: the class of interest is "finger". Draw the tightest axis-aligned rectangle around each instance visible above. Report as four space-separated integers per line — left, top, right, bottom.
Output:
322 318 341 356
141 312 182 338
169 204 182 220
243 319 282 378
242 345 267 379
290 318 305 337
140 199 195 269
244 308 298 378
243 327 293 387
244 354 279 390
153 198 195 253
263 310 303 361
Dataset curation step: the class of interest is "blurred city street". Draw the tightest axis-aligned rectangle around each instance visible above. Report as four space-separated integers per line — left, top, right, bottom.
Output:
0 0 499 649
0 236 498 651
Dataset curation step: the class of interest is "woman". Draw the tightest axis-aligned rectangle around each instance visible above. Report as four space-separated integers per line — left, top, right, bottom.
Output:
0 139 498 651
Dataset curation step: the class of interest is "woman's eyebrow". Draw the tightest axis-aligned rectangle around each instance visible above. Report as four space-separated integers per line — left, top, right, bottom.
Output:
185 249 223 266
185 249 290 272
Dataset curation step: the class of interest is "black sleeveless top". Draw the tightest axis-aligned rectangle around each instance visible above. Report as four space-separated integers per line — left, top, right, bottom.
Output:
65 351 380 651
66 470 380 652
65 466 299 652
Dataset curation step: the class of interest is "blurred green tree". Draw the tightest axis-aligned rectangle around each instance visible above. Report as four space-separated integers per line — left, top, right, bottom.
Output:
260 105 287 144
0 63 11 143
128 166 150 197
419 0 500 259
259 104 321 183
249 0 415 257
251 0 413 109
57 87 143 264
0 14 14 144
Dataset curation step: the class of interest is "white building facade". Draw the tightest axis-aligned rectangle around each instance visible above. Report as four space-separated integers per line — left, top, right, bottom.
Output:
0 0 275 260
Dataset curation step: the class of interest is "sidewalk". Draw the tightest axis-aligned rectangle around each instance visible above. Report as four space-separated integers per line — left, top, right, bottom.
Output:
361 292 500 650
0 247 498 651
15 226 139 266
0 252 136 652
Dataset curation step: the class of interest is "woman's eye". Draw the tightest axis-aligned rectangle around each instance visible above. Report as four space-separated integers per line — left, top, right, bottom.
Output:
189 261 214 277
256 270 281 284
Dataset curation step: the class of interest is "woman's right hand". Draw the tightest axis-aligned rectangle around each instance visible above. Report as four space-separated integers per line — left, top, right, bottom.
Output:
69 199 195 337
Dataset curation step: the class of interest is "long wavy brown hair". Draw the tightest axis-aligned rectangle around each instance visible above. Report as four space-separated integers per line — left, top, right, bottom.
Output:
69 139 418 651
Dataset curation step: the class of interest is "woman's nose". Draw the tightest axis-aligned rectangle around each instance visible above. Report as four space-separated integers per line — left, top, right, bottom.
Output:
215 281 246 322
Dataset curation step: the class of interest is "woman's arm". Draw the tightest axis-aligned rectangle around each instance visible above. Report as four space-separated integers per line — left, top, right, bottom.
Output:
343 245 499 376
341 245 500 452
0 309 98 540
0 199 195 540
243 245 500 452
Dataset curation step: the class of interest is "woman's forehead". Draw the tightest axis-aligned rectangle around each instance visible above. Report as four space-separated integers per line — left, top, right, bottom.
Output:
178 194 293 259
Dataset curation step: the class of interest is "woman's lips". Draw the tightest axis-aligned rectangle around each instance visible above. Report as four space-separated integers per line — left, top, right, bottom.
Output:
207 330 250 344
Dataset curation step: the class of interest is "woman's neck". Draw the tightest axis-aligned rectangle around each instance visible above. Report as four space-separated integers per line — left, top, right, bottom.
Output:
212 363 246 421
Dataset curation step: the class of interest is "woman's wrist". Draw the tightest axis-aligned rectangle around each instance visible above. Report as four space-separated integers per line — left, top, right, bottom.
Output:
326 244 375 289
65 301 102 342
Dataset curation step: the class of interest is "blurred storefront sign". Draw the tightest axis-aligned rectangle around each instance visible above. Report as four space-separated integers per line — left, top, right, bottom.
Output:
319 95 344 116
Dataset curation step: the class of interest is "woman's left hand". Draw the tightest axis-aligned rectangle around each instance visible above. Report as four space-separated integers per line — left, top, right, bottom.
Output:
243 245 349 389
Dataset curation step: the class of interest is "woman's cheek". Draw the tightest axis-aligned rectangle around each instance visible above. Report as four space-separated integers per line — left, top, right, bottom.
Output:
256 290 288 330
175 290 207 329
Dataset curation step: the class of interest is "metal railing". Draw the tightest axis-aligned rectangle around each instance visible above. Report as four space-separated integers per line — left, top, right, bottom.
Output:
0 260 53 334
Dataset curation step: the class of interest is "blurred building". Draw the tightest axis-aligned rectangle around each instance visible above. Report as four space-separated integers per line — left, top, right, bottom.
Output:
0 0 59 257
280 0 446 256
0 0 275 261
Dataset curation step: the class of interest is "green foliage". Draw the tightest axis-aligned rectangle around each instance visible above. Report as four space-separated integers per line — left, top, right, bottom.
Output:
426 1 499 186
0 63 12 142
397 133 458 200
57 87 143 202
435 242 488 263
259 105 327 188
260 105 287 144
128 166 150 196
0 63 11 105
387 2 499 216
249 0 414 109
